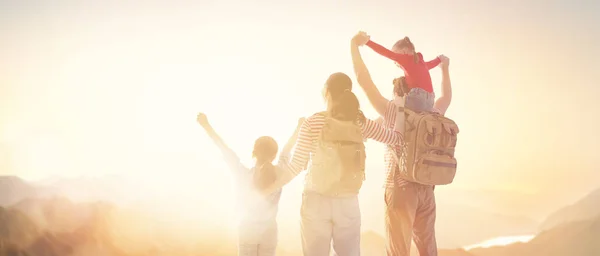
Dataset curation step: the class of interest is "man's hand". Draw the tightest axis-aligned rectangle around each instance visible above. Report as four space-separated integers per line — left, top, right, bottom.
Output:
197 112 209 128
352 31 370 46
439 55 450 68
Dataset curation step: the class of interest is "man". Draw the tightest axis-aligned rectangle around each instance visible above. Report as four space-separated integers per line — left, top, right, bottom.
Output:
350 31 453 256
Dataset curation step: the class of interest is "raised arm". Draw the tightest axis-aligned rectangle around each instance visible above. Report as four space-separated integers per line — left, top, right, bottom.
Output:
280 117 305 157
425 55 442 70
366 39 413 67
433 56 452 115
262 118 315 195
351 33 390 116
197 113 246 172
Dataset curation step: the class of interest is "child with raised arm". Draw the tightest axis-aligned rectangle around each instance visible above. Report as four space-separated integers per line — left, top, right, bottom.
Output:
365 33 444 113
197 113 304 256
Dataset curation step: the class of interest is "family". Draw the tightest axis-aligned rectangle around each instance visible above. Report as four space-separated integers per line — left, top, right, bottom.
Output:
196 31 454 256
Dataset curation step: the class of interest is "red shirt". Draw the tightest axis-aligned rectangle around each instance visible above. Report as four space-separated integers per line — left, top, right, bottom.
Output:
366 40 440 93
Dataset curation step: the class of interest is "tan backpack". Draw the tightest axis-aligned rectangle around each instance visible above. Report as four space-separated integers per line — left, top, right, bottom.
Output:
305 112 366 196
392 106 459 185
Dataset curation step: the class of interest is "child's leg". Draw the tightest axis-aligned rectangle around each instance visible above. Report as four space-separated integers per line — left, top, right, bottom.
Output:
257 224 278 256
405 88 435 113
239 224 260 256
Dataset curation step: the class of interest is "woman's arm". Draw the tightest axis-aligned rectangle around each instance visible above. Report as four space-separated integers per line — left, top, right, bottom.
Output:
262 118 315 195
197 113 247 172
351 35 390 116
433 57 452 115
279 117 305 157
361 118 404 146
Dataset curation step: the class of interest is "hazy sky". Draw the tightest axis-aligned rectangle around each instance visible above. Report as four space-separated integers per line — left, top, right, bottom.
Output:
1 0 599 204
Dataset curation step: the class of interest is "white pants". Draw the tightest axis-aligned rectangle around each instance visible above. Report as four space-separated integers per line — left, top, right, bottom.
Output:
301 191 361 256
238 222 278 256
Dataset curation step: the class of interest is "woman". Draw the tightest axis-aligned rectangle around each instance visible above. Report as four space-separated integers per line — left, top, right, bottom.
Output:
350 31 452 256
262 72 405 256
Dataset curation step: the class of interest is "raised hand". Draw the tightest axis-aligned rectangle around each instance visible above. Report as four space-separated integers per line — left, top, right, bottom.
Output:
439 55 450 68
352 31 370 46
197 112 209 128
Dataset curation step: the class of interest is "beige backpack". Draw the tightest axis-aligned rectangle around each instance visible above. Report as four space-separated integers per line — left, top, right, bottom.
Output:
392 105 459 185
305 112 366 196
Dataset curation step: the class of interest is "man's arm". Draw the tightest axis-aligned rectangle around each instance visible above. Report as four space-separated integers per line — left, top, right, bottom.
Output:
351 39 390 116
433 57 452 115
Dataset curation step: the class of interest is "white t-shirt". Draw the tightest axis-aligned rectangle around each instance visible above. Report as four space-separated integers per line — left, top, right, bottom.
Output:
222 150 284 228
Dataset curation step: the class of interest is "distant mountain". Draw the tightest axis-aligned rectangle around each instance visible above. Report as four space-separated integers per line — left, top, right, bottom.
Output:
11 197 96 233
0 176 38 206
539 187 600 231
435 188 564 222
469 214 600 256
436 202 538 248
0 201 131 256
0 175 137 208
0 206 40 248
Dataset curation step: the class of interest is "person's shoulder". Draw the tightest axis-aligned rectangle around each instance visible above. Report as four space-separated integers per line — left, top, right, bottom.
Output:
383 99 395 116
303 112 328 131
432 107 444 116
307 112 327 122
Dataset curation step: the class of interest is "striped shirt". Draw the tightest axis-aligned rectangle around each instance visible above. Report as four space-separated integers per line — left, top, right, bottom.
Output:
382 101 441 188
283 112 404 178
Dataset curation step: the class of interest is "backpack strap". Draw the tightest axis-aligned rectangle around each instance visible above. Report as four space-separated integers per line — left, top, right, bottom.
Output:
390 96 410 183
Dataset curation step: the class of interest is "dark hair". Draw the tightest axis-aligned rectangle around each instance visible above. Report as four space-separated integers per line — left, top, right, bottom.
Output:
325 72 365 123
252 136 278 191
393 76 409 97
392 37 420 63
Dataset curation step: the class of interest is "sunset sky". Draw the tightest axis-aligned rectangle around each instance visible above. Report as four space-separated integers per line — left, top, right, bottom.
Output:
1 0 599 226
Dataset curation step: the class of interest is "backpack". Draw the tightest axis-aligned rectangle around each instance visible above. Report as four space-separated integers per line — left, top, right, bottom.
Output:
391 104 459 185
305 112 366 196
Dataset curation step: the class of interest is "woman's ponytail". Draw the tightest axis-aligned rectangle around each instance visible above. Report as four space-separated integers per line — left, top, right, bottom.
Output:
330 89 360 122
253 163 276 191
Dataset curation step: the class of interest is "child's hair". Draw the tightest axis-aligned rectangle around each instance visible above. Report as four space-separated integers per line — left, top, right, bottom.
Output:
252 136 279 192
392 37 420 63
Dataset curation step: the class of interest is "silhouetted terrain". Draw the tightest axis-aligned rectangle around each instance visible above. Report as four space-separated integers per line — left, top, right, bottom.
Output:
0 176 545 250
539 187 600 231
0 176 38 206
436 202 538 247
1 176 599 256
466 214 600 256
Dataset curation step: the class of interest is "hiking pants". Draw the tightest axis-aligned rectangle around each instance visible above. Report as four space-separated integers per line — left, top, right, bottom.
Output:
301 191 361 256
384 184 437 256
238 222 278 256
